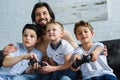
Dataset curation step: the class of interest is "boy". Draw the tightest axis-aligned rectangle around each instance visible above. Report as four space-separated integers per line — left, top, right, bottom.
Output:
71 20 117 80
0 24 43 80
40 21 77 80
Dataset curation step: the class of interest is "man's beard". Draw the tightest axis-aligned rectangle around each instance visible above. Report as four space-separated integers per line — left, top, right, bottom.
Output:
36 23 46 29
36 18 48 29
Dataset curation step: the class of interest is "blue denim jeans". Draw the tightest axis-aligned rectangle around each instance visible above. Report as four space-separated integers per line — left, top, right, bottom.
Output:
12 73 40 80
12 69 77 80
0 75 15 80
60 76 72 80
86 74 118 80
49 69 77 80
12 72 50 80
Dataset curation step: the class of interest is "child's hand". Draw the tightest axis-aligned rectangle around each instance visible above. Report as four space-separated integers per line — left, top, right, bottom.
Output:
72 53 81 62
41 62 53 74
70 53 81 71
31 61 40 70
21 53 38 61
91 51 99 62
70 64 80 71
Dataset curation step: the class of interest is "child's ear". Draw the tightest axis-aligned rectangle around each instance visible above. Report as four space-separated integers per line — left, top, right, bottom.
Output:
60 31 64 37
91 31 94 36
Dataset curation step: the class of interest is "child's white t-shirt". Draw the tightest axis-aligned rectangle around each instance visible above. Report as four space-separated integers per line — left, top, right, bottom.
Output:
46 39 74 65
74 42 116 80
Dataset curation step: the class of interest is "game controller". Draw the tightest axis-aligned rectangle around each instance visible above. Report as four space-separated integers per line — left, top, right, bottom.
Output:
71 55 92 69
29 59 47 67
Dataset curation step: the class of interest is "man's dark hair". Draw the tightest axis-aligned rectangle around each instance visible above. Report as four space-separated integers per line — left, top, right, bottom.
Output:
31 2 55 23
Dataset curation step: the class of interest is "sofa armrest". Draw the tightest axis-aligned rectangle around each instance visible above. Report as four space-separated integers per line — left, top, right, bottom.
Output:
0 50 4 67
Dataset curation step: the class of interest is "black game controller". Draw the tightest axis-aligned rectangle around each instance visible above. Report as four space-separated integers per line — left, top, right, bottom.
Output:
29 59 47 67
71 55 92 69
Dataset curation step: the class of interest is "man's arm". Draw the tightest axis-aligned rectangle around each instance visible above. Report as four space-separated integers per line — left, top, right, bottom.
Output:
3 43 17 56
0 43 17 67
62 29 78 48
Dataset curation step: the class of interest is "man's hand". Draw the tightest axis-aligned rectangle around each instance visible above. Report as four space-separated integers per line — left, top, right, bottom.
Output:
103 46 108 56
3 43 17 56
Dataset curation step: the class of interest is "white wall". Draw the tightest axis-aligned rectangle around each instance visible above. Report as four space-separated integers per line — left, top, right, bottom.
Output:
63 0 120 44
0 0 39 49
0 0 120 49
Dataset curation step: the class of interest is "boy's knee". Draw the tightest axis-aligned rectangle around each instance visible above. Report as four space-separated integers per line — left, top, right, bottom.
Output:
60 76 71 80
12 76 29 80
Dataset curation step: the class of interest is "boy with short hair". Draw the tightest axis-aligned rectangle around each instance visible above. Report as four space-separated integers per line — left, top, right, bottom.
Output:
71 20 118 80
40 21 77 80
0 24 43 80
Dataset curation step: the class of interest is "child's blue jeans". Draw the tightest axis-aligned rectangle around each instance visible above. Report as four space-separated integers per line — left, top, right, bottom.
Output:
86 74 118 80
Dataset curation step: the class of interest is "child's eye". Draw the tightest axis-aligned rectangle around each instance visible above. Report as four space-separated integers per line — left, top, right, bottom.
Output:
23 34 27 37
84 31 88 33
47 30 50 32
31 35 35 38
78 32 82 35
53 29 56 31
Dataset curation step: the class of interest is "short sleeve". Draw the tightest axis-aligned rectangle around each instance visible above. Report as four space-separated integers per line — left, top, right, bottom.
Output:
73 47 84 57
46 44 52 58
95 42 104 47
63 41 74 55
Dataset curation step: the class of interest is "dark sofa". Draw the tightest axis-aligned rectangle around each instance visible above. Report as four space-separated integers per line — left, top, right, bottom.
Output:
102 39 120 79
77 39 120 80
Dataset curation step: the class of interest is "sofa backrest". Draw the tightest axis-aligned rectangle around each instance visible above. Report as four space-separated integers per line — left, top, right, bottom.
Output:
101 39 120 79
